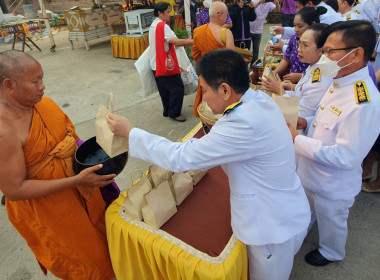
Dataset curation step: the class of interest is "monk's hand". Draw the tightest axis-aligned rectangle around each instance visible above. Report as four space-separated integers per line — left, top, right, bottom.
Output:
77 164 116 188
106 113 134 138
286 121 299 142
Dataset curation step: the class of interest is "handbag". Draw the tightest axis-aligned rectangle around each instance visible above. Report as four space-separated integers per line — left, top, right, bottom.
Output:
95 93 129 158
234 42 253 63
170 172 193 205
176 46 198 95
135 46 158 97
123 173 153 220
187 169 208 185
155 21 180 77
141 176 177 229
272 94 299 128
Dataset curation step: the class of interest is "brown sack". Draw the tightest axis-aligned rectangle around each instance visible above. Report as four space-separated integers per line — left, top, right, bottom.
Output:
95 93 129 157
123 174 152 220
142 179 177 229
272 94 299 128
148 165 173 187
187 169 208 185
171 172 193 205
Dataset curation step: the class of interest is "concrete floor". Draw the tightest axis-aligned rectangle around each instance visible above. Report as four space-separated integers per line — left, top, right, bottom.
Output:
0 25 379 280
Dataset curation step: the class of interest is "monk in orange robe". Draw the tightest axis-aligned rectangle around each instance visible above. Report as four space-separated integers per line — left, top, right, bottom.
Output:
192 1 234 117
0 51 116 280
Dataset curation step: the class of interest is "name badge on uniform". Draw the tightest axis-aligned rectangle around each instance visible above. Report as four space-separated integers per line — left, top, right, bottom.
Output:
311 68 321 83
354 81 371 104
330 106 341 116
223 101 242 115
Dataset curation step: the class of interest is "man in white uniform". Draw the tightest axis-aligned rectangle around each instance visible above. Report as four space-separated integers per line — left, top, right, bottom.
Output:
338 0 364 20
107 49 311 280
288 20 380 266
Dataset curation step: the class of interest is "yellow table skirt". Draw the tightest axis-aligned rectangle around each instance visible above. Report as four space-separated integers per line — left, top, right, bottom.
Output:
106 192 248 280
105 123 248 280
110 34 149 59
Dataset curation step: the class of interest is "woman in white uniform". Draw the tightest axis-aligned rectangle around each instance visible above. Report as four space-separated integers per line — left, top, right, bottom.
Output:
260 24 333 119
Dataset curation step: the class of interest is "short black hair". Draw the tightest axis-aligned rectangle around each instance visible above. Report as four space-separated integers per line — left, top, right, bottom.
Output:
196 49 249 94
296 6 327 25
325 20 376 62
345 0 355 6
154 2 170 17
306 23 328 48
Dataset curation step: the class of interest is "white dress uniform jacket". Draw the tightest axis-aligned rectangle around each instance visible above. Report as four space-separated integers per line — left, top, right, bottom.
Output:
285 64 333 118
295 66 380 200
341 9 364 21
129 89 311 246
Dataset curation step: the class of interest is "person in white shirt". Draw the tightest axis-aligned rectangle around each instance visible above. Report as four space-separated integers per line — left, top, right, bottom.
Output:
337 0 363 20
249 0 280 61
106 49 311 280
288 20 380 267
149 2 193 122
260 24 333 119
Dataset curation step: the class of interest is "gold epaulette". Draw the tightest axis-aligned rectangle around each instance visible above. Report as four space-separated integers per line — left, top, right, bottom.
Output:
354 81 371 104
311 68 321 83
223 101 242 115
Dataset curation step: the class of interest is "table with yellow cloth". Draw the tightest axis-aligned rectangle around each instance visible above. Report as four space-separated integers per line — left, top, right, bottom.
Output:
106 123 248 280
110 33 149 59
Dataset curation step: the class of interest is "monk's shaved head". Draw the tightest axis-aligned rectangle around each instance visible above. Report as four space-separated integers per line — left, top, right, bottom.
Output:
0 50 38 88
209 1 227 18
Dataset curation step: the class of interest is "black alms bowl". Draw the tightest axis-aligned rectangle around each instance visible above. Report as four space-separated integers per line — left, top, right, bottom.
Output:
73 136 128 176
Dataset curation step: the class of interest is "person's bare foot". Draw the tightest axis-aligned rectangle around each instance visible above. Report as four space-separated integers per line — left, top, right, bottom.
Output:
362 181 380 193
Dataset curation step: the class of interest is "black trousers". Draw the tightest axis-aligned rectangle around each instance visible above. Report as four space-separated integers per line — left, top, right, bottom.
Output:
153 71 184 118
281 14 295 27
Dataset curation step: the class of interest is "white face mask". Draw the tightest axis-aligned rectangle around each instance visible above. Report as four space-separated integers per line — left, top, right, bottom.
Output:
316 48 356 78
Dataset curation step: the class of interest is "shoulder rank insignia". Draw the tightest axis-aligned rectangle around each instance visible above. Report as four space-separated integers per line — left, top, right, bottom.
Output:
311 68 321 83
354 9 360 14
330 106 342 116
223 101 242 115
354 81 371 104
346 14 351 20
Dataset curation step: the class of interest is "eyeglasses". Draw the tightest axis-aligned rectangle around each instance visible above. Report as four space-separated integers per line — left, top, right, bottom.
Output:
296 41 317 51
321 47 357 56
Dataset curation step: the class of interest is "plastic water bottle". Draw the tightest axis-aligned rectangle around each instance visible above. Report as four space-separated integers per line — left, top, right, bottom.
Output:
270 36 279 45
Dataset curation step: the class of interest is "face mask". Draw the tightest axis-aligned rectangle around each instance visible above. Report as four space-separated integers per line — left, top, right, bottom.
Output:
316 48 356 78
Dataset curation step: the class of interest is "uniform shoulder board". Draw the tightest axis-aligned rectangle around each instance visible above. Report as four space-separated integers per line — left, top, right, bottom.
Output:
311 68 321 83
354 9 360 14
346 14 351 20
354 81 371 104
223 101 242 115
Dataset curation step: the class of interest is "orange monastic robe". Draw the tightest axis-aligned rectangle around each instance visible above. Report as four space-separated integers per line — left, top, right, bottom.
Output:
5 97 115 280
192 24 225 117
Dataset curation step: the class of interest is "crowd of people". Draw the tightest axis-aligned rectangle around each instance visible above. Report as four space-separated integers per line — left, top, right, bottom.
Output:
1 0 380 280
